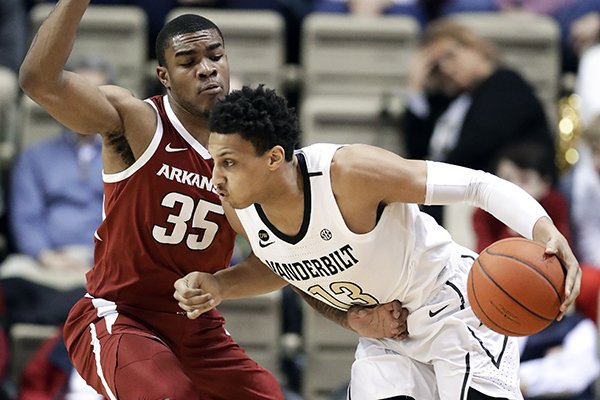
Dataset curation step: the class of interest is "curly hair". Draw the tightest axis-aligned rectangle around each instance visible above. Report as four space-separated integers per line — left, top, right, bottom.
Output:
156 14 223 67
209 85 300 161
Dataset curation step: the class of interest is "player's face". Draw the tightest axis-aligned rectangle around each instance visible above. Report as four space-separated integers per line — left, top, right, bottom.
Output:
160 29 230 117
209 132 272 209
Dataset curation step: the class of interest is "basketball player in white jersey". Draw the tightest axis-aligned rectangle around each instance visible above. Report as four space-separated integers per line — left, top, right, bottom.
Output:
174 85 581 400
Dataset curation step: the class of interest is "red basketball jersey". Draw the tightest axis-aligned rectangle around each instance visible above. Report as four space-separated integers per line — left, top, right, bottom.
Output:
86 95 236 312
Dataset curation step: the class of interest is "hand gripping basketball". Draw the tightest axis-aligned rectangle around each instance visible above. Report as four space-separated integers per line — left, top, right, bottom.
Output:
467 238 566 336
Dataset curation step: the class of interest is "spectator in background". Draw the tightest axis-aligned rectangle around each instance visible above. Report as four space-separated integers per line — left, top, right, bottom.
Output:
561 113 600 322
575 43 600 127
9 58 110 274
0 57 111 332
0 56 111 400
496 0 600 73
518 311 599 400
473 141 570 252
402 20 554 223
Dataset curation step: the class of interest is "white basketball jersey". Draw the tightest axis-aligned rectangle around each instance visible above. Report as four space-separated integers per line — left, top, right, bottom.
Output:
235 143 459 311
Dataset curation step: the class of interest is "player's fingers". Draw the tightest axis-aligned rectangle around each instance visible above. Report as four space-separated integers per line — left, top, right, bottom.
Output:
187 309 202 320
173 286 204 303
389 300 403 319
173 274 204 295
184 307 214 320
557 264 581 321
543 238 580 310
399 307 408 322
560 264 581 315
180 292 213 307
173 287 204 302
174 291 213 308
397 308 409 334
560 246 581 298
383 319 401 338
178 297 216 316
566 262 581 297
173 276 189 292
176 271 212 290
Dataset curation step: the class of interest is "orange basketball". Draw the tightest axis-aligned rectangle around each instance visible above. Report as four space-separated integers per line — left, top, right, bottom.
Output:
467 237 566 336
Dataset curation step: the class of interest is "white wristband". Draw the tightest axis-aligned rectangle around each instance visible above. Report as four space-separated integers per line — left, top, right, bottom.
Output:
424 161 549 239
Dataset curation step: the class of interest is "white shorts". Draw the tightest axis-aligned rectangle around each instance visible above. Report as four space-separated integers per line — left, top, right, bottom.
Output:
349 249 523 400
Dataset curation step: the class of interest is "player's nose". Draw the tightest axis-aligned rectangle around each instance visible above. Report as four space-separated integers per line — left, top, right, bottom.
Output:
211 170 224 186
196 60 217 79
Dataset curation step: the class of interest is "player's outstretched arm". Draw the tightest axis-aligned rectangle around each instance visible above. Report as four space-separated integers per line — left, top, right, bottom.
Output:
421 160 582 319
333 145 581 322
19 0 149 138
174 253 288 319
296 288 409 339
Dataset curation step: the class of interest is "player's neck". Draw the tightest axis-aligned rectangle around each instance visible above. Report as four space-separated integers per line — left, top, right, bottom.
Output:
167 96 212 146
176 111 211 146
260 158 305 236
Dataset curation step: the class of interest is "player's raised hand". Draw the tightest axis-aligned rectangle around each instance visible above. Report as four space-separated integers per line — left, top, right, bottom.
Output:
174 271 222 319
347 300 409 340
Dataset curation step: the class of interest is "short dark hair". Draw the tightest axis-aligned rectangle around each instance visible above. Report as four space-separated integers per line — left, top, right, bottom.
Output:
209 85 300 161
156 14 223 67
494 141 557 184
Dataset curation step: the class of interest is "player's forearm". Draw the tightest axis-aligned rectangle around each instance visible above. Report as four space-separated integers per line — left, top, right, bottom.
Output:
424 161 548 239
19 0 89 95
296 288 352 331
214 253 288 299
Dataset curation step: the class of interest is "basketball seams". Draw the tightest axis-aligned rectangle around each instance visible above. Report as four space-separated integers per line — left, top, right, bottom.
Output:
476 258 557 322
468 238 566 336
468 268 526 336
483 249 564 303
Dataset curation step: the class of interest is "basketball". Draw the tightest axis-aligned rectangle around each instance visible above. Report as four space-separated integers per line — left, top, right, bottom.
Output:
467 237 566 336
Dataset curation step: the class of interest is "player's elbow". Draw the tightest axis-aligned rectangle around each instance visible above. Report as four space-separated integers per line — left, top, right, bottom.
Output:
19 62 39 94
18 63 58 101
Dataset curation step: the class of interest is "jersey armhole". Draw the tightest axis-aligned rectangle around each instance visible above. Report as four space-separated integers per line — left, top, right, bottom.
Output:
102 100 164 183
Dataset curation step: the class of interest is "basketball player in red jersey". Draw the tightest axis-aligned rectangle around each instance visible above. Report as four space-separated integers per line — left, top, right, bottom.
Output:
19 1 407 398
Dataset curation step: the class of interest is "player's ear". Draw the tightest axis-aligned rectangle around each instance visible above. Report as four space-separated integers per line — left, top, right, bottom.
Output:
267 146 285 170
156 66 170 90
